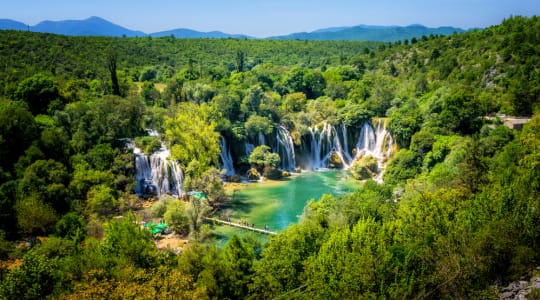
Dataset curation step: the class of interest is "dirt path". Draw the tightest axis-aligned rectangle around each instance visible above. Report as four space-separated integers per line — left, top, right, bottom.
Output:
154 233 189 253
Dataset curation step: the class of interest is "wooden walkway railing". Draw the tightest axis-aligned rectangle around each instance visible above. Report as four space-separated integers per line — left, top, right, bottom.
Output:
204 217 277 235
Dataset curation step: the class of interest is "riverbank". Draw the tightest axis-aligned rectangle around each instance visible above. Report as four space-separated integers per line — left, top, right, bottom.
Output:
223 175 295 192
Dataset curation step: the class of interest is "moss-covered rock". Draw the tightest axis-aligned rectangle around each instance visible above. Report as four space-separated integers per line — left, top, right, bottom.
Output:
226 174 242 183
350 155 378 180
329 152 343 168
246 167 261 181
264 166 282 180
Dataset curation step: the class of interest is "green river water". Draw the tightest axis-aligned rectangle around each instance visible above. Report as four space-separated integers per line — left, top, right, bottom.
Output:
211 170 359 244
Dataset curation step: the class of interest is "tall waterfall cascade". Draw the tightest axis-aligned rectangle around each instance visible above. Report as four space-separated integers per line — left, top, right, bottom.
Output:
354 120 394 168
307 122 352 169
304 119 394 175
352 119 394 181
231 120 393 174
133 140 184 198
192 119 394 183
219 136 236 176
275 126 297 171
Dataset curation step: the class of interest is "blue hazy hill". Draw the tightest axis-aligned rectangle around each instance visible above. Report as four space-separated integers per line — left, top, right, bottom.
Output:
150 28 251 39
31 16 146 37
0 17 465 41
0 19 27 30
270 24 465 41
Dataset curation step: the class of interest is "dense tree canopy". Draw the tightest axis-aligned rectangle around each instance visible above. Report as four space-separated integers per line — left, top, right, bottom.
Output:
165 102 220 177
0 15 539 299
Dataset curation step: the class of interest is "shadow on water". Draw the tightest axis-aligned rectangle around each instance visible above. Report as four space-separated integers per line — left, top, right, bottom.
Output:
211 170 358 246
222 192 255 214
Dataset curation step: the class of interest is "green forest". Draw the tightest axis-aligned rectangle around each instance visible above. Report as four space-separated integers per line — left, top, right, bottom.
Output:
0 15 539 299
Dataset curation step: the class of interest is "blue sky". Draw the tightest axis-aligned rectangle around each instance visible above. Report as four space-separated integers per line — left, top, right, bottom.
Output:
1 0 539 37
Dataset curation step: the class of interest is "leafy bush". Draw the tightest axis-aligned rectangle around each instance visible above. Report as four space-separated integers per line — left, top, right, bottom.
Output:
350 155 378 180
134 136 161 155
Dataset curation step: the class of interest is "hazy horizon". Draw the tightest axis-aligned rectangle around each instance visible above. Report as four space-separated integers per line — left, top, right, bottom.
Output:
2 0 539 37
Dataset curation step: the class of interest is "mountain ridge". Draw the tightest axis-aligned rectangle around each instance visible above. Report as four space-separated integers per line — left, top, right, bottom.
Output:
0 19 28 31
0 16 466 41
32 16 146 37
270 24 465 41
150 28 252 39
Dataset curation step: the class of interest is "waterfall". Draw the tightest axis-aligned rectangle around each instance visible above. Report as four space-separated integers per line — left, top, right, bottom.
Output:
341 122 353 163
134 147 152 196
148 146 183 197
353 119 393 163
258 132 266 146
308 125 323 169
307 122 351 169
351 119 394 181
275 126 296 171
355 122 377 156
329 124 352 169
245 143 255 156
302 120 393 175
373 120 390 160
385 131 394 158
133 138 184 198
219 136 235 176
147 129 159 137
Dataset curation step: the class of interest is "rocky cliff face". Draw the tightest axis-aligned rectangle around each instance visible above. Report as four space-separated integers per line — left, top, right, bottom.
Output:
499 272 540 300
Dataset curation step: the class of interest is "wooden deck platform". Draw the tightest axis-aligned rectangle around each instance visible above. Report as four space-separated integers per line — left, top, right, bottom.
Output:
204 217 277 235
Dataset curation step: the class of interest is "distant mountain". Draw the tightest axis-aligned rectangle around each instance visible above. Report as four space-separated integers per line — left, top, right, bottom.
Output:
0 16 145 37
150 28 251 39
0 19 27 30
0 17 465 41
270 24 465 42
31 16 145 37
311 26 351 33
0 16 251 38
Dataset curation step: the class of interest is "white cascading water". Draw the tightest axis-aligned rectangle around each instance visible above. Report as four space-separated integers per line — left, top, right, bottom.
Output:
275 126 296 171
354 122 377 157
310 122 335 169
212 120 393 180
133 139 184 197
353 119 393 164
304 120 393 175
219 136 235 176
134 146 152 196
352 119 394 181
308 122 351 169
308 127 322 169
341 122 353 163
331 125 352 169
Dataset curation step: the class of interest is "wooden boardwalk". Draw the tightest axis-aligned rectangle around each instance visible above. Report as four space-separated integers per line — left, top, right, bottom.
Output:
204 217 277 235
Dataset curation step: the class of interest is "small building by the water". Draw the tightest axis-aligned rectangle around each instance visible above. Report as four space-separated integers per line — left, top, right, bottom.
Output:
503 117 531 130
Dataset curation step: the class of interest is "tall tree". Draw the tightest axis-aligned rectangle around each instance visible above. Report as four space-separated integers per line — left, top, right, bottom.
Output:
219 235 254 299
14 73 60 115
236 49 246 72
165 103 220 177
15 195 57 236
108 53 120 96
0 101 38 173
